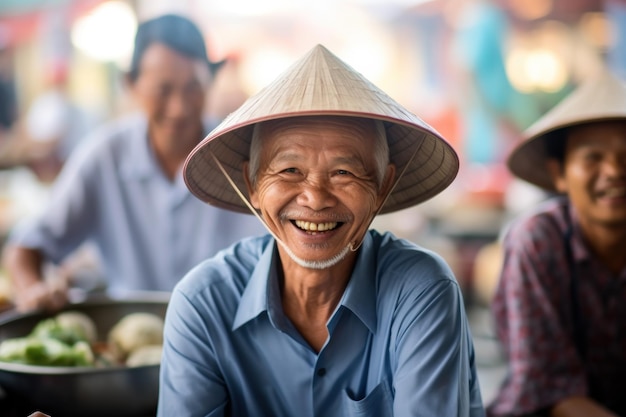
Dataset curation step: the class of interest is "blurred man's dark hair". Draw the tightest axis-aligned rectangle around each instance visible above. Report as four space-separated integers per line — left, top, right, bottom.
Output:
128 14 224 82
544 128 568 164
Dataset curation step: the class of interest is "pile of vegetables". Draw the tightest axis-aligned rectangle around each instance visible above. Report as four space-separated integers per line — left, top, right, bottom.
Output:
0 311 164 368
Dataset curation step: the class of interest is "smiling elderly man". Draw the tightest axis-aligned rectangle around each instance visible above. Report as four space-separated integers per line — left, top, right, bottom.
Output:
157 44 484 417
488 70 626 417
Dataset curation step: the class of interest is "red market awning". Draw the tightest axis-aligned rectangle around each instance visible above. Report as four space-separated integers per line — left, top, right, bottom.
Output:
0 0 104 48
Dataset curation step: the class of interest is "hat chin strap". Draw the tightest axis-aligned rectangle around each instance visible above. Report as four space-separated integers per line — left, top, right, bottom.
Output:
210 151 292 254
210 136 422 254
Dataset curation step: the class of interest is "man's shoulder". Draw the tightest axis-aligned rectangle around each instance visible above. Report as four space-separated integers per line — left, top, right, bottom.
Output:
371 230 450 264
370 230 455 284
86 113 145 147
60 113 139 158
175 235 271 296
367 231 462 319
504 196 570 239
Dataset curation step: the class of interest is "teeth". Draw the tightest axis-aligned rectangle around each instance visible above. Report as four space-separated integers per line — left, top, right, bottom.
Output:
603 188 626 198
294 220 338 232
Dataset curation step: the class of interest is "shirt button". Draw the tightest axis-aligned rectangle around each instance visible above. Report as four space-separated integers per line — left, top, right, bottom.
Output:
317 368 326 377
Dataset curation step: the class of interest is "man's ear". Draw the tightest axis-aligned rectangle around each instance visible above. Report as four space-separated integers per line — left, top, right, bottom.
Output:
123 69 139 91
242 161 260 209
124 72 142 105
123 71 133 87
547 159 567 193
376 164 396 209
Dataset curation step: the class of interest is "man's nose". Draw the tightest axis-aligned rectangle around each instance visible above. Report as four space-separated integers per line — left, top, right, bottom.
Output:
296 180 338 211
165 91 189 117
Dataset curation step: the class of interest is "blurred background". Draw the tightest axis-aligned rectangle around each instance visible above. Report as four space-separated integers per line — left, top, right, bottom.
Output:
0 0 624 404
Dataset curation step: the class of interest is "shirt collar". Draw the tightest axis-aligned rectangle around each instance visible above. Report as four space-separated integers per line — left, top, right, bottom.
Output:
232 241 275 330
232 231 378 334
120 114 158 180
338 232 377 334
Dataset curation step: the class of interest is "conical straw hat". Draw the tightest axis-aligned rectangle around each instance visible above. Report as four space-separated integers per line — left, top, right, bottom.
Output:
508 69 626 190
184 44 459 214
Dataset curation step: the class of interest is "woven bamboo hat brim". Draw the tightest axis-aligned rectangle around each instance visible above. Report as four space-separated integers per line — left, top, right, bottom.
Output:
508 69 626 191
184 44 459 215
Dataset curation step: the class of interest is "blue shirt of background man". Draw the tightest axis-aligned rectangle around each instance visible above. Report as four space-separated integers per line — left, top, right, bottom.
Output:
158 229 485 417
7 113 266 293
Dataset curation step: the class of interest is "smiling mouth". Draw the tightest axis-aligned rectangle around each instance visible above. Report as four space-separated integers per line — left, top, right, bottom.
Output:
598 186 626 199
293 220 341 233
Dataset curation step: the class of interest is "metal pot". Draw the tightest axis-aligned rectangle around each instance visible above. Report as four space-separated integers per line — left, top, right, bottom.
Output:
0 292 170 417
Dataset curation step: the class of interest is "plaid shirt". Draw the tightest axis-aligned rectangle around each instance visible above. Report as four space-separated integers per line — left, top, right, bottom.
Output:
487 196 626 416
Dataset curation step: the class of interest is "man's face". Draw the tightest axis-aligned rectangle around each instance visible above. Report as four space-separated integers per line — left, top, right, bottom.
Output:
130 43 210 148
551 120 626 230
246 117 394 268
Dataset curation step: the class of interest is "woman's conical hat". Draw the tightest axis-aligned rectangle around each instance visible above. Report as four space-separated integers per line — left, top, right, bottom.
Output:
508 69 626 190
184 44 459 214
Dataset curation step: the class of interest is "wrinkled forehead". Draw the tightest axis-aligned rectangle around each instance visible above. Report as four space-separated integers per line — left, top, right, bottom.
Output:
258 115 379 143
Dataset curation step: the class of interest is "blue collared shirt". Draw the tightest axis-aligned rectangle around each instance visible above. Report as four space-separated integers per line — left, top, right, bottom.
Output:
158 230 485 417
8 113 266 293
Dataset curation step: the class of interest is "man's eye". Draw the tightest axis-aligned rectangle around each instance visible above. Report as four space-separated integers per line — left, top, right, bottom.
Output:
282 168 298 174
583 152 602 163
336 170 352 176
149 86 171 98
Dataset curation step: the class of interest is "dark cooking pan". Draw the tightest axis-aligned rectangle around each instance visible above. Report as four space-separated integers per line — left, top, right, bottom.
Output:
0 292 170 417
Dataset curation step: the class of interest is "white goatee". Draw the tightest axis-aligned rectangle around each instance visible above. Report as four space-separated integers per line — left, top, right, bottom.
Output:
279 242 351 270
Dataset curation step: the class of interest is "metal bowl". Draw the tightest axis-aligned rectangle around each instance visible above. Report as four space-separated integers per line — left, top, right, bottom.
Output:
0 292 170 417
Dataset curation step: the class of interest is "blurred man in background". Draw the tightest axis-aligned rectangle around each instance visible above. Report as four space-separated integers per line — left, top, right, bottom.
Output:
2 13 265 312
488 70 626 417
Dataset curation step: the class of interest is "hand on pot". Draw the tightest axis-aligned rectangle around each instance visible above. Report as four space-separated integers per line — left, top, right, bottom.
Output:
14 276 69 313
